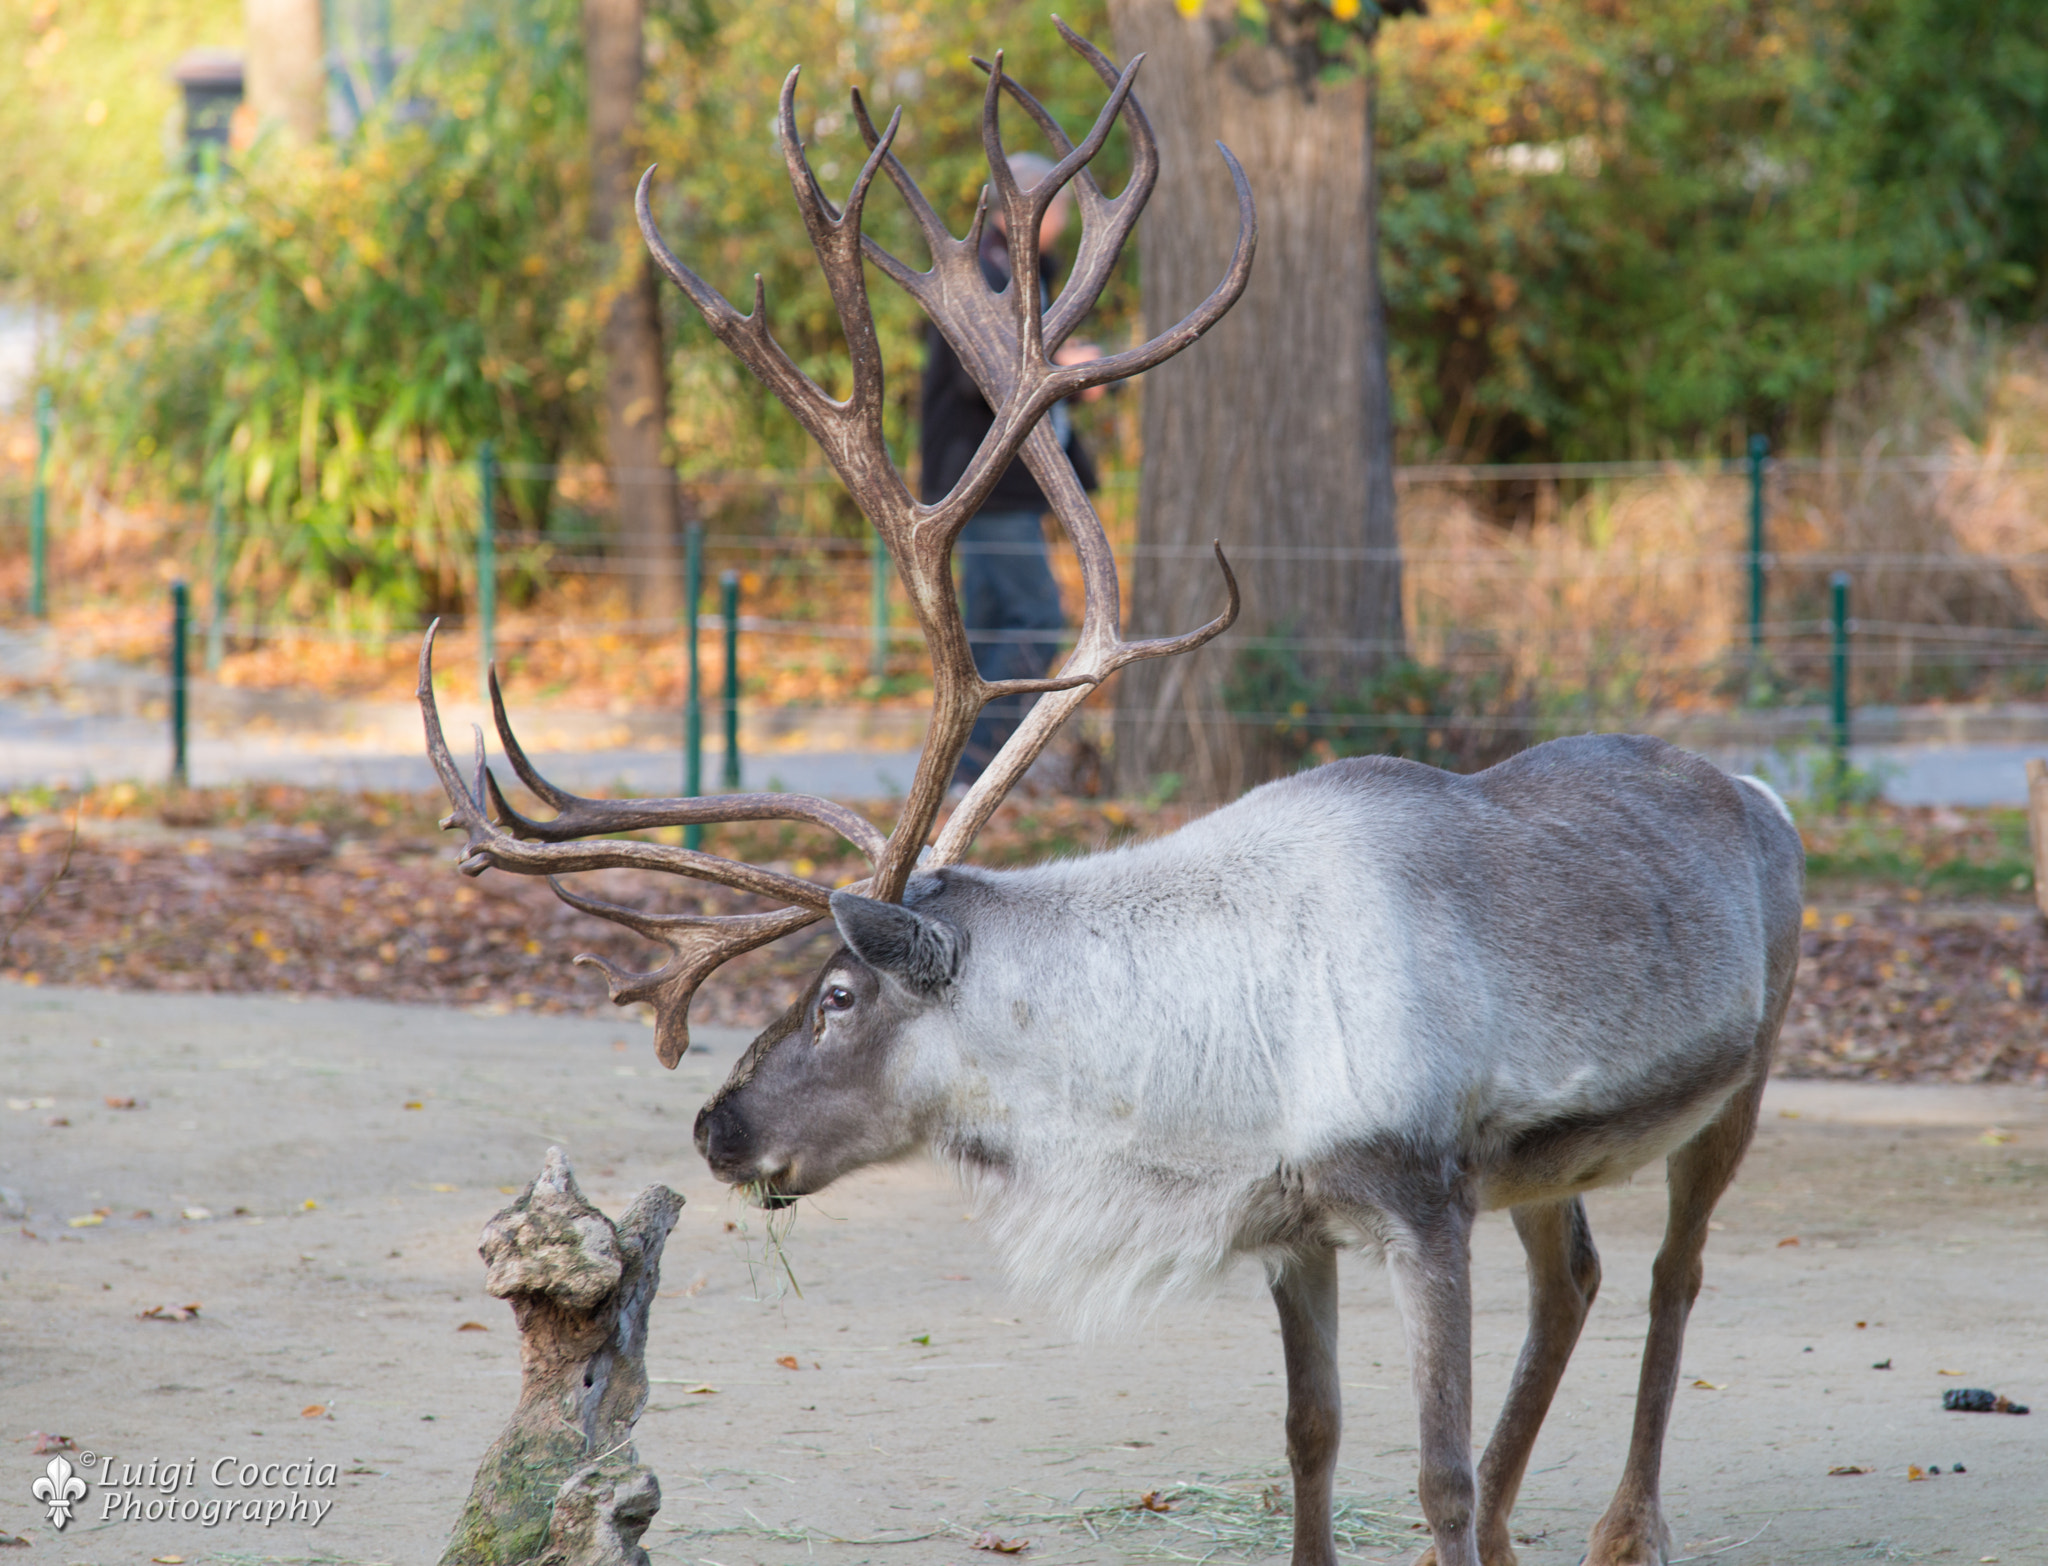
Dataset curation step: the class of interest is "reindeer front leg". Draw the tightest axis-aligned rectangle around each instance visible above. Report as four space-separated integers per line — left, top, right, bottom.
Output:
1386 1194 1481 1566
1270 1243 1342 1566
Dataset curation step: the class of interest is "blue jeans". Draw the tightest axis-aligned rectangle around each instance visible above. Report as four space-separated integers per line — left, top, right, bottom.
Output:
955 510 1065 785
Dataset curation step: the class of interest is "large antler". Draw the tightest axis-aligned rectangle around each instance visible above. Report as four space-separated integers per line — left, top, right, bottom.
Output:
420 23 1252 1066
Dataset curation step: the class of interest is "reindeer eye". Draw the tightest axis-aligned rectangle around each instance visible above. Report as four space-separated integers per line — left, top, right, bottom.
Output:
821 985 856 1014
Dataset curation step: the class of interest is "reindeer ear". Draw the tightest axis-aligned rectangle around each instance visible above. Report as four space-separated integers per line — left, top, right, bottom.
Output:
829 892 963 993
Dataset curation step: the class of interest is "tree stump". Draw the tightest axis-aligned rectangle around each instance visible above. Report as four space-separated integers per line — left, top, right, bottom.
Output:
441 1147 683 1566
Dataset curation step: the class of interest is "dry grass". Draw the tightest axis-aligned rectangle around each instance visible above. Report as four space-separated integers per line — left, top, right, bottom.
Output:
969 1473 1423 1562
1398 322 2048 714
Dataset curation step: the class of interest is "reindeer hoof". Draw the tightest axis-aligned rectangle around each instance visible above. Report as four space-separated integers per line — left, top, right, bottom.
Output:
1585 1510 1672 1566
1416 1540 1519 1566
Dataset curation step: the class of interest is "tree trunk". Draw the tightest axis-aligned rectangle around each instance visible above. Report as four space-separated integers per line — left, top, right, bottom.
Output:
585 0 680 618
244 0 325 144
1108 0 1403 801
441 1148 680 1566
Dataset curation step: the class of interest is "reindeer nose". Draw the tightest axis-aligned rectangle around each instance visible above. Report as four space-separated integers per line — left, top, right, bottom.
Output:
694 1097 753 1178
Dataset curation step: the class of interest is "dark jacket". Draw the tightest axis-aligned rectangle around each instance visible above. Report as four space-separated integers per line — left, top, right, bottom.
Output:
918 252 1097 511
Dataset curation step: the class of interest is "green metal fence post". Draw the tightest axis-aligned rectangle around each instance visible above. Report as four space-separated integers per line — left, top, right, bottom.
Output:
206 490 227 675
29 387 51 620
721 569 740 790
477 441 497 693
1829 570 1850 779
684 520 704 848
869 527 889 682
170 580 190 789
1747 432 1769 675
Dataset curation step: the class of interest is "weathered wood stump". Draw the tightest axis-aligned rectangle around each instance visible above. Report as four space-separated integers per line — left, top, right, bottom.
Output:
441 1147 683 1566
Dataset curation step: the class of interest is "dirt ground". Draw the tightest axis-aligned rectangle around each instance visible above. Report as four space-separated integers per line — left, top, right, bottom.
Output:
1 985 2044 1565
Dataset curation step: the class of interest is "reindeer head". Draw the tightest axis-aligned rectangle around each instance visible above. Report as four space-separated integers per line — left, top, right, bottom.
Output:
419 23 1252 1201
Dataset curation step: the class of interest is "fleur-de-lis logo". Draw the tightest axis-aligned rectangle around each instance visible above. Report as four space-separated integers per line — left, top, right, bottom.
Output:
32 1454 87 1529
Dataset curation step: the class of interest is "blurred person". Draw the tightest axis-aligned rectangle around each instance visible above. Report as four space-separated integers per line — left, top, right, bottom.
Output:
920 151 1106 788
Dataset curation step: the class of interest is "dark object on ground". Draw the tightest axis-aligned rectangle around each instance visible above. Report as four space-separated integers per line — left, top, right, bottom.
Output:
1872 1358 1892 1369
1954 1462 1967 1472
440 1147 682 1565
1942 1387 2030 1414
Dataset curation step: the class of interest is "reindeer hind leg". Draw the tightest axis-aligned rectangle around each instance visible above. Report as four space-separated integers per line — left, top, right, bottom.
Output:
1586 1069 1767 1566
1421 1197 1602 1566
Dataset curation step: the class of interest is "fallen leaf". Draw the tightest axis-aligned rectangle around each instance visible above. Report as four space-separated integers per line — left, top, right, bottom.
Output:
104 1095 142 1109
1776 1236 1801 1247
403 1101 424 1111
130 1209 153 1219
5 1098 53 1111
152 1556 187 1563
1691 1379 1727 1390
684 1383 718 1394
497 1185 519 1194
45 1116 69 1126
67 1213 103 1228
1828 1464 1872 1476
1906 1464 1927 1481
301 1198 319 1210
301 1404 326 1417
456 1321 489 1332
1134 1491 1173 1513
28 1431 75 1453
1980 1127 2015 1145
776 1355 800 1370
432 1183 457 1193
181 1206 212 1221
971 1531 1030 1553
1937 1368 1967 1376
138 1302 201 1321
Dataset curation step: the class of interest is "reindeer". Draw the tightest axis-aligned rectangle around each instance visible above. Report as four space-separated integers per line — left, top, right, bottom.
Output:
417 27 1804 1566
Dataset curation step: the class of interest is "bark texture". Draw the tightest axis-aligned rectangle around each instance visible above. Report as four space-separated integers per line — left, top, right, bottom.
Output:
244 0 325 144
585 0 680 616
1108 0 1404 800
440 1148 682 1566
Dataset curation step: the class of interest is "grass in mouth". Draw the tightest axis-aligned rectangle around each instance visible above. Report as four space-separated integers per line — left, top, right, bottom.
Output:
734 1182 804 1300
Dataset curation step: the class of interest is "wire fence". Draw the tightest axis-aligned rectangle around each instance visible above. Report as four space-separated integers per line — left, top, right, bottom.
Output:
7 440 2048 770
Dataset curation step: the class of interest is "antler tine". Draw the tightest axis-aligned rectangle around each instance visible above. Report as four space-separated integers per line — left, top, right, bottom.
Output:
1042 141 1256 399
481 663 887 860
848 87 987 302
418 627 845 906
1035 21 1160 346
552 878 826 1068
485 661 577 818
417 621 496 844
973 52 1049 374
774 69 903 437
635 169 850 465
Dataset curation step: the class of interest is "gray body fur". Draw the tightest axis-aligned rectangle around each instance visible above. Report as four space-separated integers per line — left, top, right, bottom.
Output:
904 737 1799 1328
696 734 1804 1566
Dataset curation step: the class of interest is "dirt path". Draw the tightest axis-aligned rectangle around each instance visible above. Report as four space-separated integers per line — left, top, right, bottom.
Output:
2 985 2044 1564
